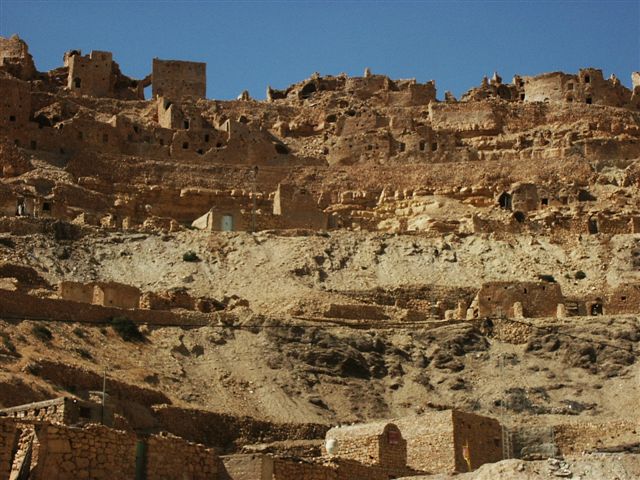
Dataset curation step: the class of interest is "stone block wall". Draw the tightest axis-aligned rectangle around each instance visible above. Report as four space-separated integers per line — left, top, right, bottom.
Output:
146 432 219 480
477 281 563 318
397 410 455 473
0 289 209 327
553 420 639 455
451 410 503 472
324 304 389 320
152 59 206 100
66 51 114 97
31 423 137 480
0 417 18 480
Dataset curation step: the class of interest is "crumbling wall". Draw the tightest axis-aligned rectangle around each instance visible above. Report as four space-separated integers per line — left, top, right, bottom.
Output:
324 422 406 469
30 423 137 480
396 410 455 473
0 417 18 480
152 58 206 99
0 289 209 326
324 304 389 320
429 102 500 134
93 281 141 309
0 34 36 80
477 282 563 318
273 183 328 230
146 432 219 480
451 410 503 472
65 50 114 97
605 283 640 314
0 75 31 128
552 420 639 455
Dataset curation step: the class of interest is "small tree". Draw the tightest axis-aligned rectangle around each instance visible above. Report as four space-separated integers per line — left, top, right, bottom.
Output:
110 316 145 342
32 324 53 342
183 250 199 262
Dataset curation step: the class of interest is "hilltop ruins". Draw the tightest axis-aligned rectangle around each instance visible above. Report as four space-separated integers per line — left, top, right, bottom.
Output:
1 34 639 479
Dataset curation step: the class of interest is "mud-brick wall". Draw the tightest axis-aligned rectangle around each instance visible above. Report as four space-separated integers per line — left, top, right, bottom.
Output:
452 410 503 472
0 418 18 480
32 423 137 480
398 410 454 473
146 432 219 480
273 458 336 480
553 420 639 455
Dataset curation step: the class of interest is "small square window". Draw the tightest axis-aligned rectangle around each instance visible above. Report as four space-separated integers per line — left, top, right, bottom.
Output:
182 142 189 149
9 115 16 122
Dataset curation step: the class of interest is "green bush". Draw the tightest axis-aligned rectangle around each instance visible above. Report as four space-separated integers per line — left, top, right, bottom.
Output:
72 327 86 338
1 332 17 355
32 324 53 342
110 316 144 342
182 250 199 262
575 270 587 280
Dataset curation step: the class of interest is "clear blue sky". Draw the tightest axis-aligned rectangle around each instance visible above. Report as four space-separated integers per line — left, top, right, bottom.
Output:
1 1 638 100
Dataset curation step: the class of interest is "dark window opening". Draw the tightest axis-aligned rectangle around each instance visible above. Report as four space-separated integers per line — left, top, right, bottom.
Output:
567 83 574 90
323 147 329 155
216 142 223 148
78 131 84 140
560 196 568 205
42 202 51 211
621 296 627 301
498 192 512 210
419 140 426 151
590 302 603 316
159 139 164 146
524 288 528 294
520 93 525 100
513 211 525 223
541 198 549 206
59 148 65 154
182 142 189 149
431 142 438 151
584 74 590 84
586 97 592 105
398 142 405 153
204 134 210 142
30 140 36 150
566 96 573 103
9 115 16 122
588 217 599 234
275 143 289 155
183 120 190 129
196 148 203 155
73 77 82 88
133 126 139 133
14 139 20 147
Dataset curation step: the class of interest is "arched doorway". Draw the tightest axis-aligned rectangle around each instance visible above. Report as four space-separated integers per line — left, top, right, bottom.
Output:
498 192 512 210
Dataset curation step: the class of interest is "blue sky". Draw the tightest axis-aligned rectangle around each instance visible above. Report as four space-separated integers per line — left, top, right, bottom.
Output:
1 1 638 100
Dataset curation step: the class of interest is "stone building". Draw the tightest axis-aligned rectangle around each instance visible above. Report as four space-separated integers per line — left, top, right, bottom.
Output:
273 183 328 230
152 58 206 99
324 421 409 477
396 410 503 473
59 281 141 309
475 281 564 319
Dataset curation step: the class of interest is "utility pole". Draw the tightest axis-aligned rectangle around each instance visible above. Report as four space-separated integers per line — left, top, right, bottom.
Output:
101 368 107 425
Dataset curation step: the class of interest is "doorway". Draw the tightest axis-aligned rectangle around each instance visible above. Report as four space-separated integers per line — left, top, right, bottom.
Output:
221 214 234 232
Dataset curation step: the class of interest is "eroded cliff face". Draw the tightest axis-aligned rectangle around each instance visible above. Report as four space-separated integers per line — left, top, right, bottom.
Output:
0 37 639 473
